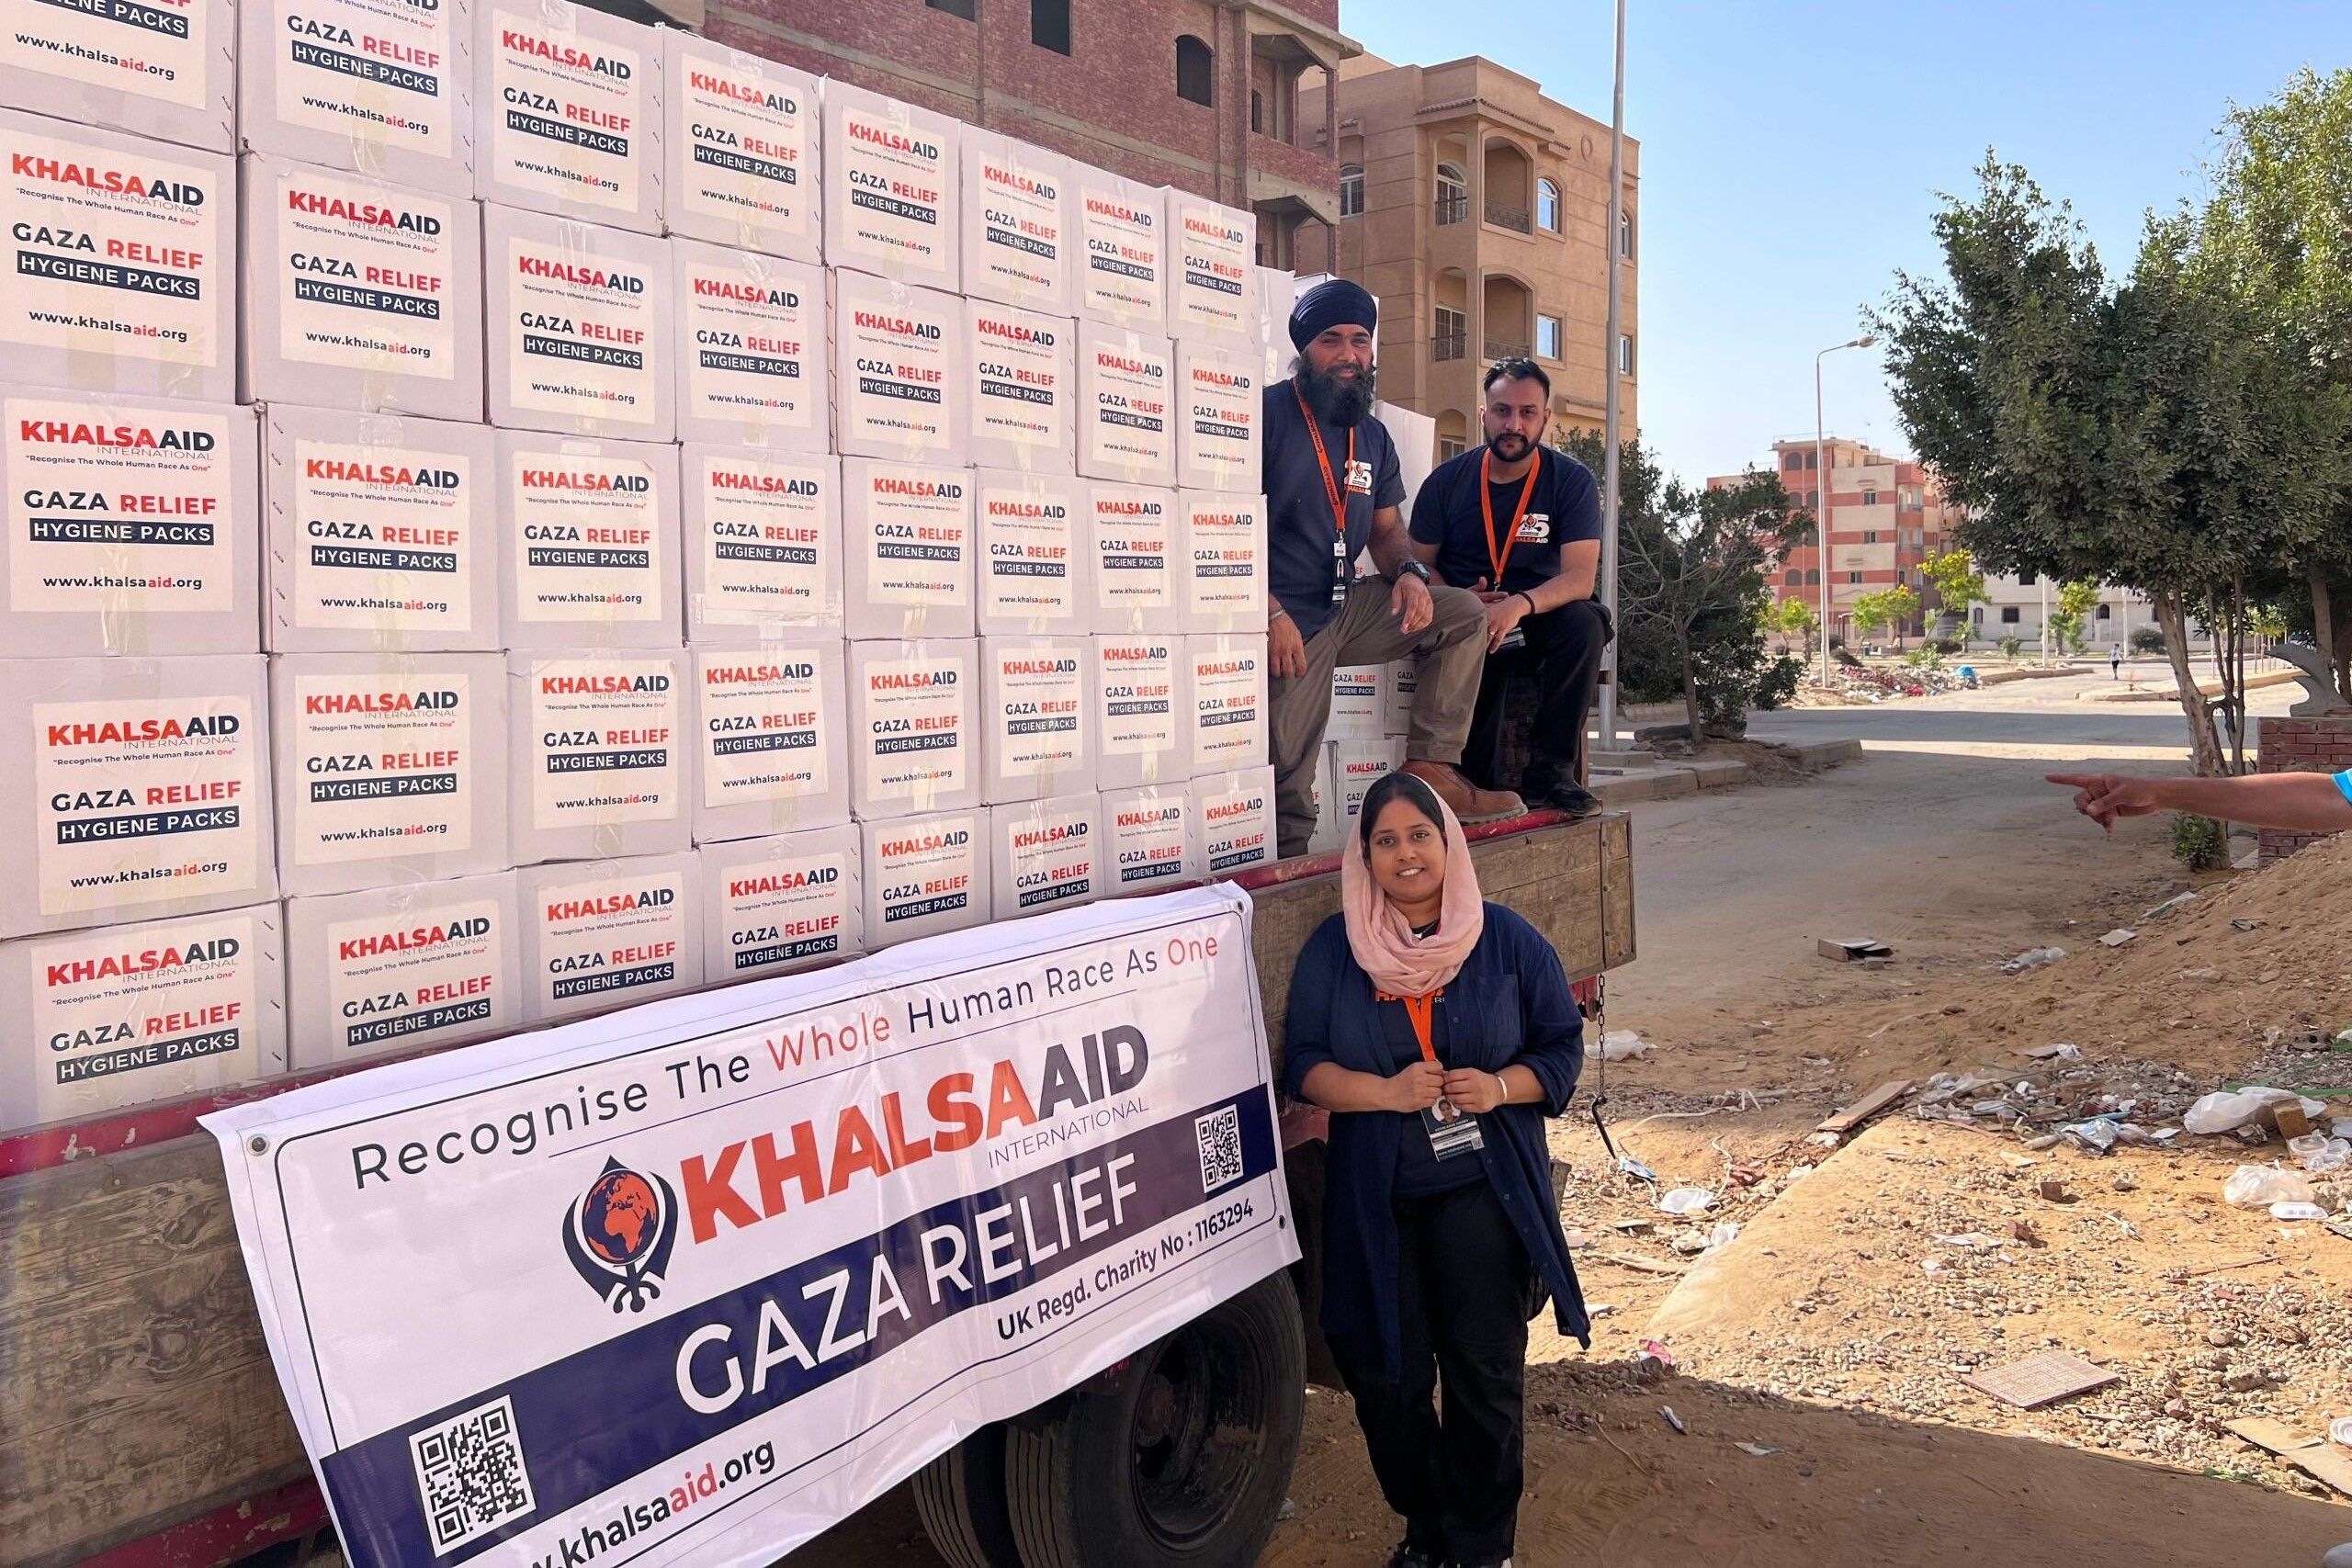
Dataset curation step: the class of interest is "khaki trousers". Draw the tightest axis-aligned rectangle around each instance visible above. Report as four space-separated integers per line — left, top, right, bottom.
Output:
1267 578 1487 857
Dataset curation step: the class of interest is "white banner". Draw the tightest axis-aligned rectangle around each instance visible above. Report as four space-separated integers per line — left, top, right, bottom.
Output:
204 885 1295 1568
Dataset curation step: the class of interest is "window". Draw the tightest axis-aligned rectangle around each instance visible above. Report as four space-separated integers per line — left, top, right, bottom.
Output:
1783 453 1803 472
1175 36 1213 106
1537 178 1560 231
2018 570 2038 587
2001 606 2020 624
1804 451 1818 469
1806 490 1818 509
1029 0 1070 51
1971 606 1984 624
1438 435 1466 461
2096 603 2111 620
1435 162 1468 225
1536 313 1561 359
1861 530 1879 544
1619 210 1634 259
927 0 976 16
1784 570 1802 587
1617 333 1634 377
1338 164 1363 219
1847 570 1863 584
1804 570 1820 586
1250 90 1262 132
1861 488 1879 505
1432 305 1465 361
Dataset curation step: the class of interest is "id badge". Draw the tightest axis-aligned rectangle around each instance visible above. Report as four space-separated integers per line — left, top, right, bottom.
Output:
1498 626 1527 651
1421 1099 1486 1160
1331 538 1350 605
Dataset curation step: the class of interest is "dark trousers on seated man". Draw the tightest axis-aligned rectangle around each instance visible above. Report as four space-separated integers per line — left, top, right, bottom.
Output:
1268 578 1490 859
1464 597 1612 800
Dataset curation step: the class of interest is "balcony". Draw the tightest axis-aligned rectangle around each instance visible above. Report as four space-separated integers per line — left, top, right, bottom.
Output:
1434 193 1468 225
1483 337 1528 360
1483 200 1531 234
1431 333 1466 362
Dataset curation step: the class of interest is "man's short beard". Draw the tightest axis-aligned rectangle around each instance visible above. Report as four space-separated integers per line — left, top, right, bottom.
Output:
1300 361 1377 426
1487 430 1532 459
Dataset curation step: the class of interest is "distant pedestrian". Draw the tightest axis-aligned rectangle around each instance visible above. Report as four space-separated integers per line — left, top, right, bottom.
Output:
2110 647 2122 679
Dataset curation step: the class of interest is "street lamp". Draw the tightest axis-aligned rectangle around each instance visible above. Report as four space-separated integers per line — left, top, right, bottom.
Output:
1814 333 1876 684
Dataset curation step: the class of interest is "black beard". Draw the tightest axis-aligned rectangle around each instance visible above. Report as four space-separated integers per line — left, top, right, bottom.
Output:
1299 363 1377 426
1487 431 1532 460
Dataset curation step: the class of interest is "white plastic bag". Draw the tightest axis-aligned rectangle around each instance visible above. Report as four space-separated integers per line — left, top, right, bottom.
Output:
1598 1031 1648 1062
1657 1187 1714 1215
2184 1087 2324 1136
2223 1165 2315 1208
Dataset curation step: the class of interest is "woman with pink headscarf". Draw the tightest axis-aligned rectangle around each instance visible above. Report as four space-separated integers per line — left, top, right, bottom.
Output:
1283 769 1590 1568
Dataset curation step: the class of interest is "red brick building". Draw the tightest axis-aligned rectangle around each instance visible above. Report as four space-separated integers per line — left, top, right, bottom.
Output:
1710 437 1953 641
701 0 1361 270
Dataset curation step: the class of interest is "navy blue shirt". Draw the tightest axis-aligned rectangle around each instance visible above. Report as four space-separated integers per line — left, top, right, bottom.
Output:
1283 904 1590 1379
1372 987 1488 1198
1409 445 1600 597
1261 377 1405 640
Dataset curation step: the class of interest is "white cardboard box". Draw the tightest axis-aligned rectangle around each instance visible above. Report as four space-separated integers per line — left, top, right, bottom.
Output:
690 637 848 843
474 0 662 231
662 32 820 262
238 0 474 194
263 404 500 654
698 823 861 980
860 806 986 947
1099 782 1194 896
960 129 1071 313
829 267 965 464
820 77 959 290
975 468 1089 637
1306 739 1341 856
1089 482 1182 635
3 653 275 937
515 851 699 1021
1162 186 1257 349
965 298 1076 474
1071 165 1164 331
1255 265 1295 384
839 457 973 641
1180 491 1266 636
988 790 1099 917
281 871 522 1066
1 0 234 153
497 430 681 651
846 637 978 820
1334 736 1404 840
238 153 484 420
1075 320 1175 485
1092 633 1187 790
978 636 1091 805
1329 662 1386 739
1 387 258 659
0 902 286 1132
1384 658 1418 738
671 237 828 452
1187 633 1267 774
482 203 675 441
681 445 839 640
0 109 237 405
509 648 689 864
1191 764 1275 876
270 650 511 897
1175 338 1262 493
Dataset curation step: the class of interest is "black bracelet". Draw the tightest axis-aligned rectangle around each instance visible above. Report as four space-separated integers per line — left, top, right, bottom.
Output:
1518 592 1538 616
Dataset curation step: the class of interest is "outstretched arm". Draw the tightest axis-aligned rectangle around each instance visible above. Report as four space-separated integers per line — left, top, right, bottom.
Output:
2046 771 2352 834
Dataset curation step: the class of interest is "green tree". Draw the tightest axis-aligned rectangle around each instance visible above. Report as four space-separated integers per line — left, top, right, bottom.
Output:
1767 594 1819 660
2046 581 2100 656
1920 548 1990 637
1848 591 1891 646
1849 585 1920 649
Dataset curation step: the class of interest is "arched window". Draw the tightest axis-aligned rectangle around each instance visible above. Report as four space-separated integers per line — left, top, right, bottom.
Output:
1537 177 1560 231
1784 570 1802 587
1175 35 1213 107
1435 161 1467 224
1619 209 1634 258
1338 164 1363 219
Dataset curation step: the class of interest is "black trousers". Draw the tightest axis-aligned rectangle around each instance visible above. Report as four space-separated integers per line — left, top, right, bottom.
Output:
1464 598 1612 796
1333 1179 1532 1567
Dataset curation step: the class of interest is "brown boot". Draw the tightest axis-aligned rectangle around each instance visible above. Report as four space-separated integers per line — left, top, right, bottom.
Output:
1399 760 1524 824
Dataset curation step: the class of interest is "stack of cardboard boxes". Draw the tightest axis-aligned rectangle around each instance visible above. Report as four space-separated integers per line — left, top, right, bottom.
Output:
0 5 1286 1130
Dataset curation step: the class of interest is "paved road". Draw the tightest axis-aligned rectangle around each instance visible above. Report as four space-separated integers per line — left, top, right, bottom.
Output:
1600 669 2300 1040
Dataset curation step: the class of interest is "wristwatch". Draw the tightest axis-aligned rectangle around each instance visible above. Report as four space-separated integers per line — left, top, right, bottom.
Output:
1392 558 1432 587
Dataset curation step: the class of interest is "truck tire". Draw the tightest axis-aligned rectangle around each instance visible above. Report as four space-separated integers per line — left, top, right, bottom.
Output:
912 1423 1023 1568
1001 1271 1306 1568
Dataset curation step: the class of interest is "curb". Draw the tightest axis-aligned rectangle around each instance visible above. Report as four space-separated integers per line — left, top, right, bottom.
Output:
1589 735 1860 807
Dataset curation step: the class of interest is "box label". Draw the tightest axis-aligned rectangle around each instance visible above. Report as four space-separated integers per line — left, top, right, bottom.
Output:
1091 485 1172 625
487 7 644 213
853 466 967 609
1191 644 1263 768
268 0 457 161
692 449 830 626
28 909 259 1119
1184 494 1263 629
674 54 814 246
714 846 848 973
526 657 681 830
871 814 975 930
1075 178 1160 327
323 895 504 1053
1180 350 1257 489
697 652 828 808
1002 803 1094 910
681 256 821 440
969 303 1069 459
1198 777 1271 873
978 481 1077 626
1 120 224 370
989 645 1084 783
6 394 236 617
271 165 458 380
288 434 479 637
1082 335 1170 478
1 0 210 108
837 284 956 457
501 231 662 431
533 865 685 1011
1096 638 1175 759
833 98 950 275
1106 791 1186 888
969 146 1065 304
33 688 261 918
858 655 965 805
289 670 477 866
1169 197 1253 342
509 446 666 624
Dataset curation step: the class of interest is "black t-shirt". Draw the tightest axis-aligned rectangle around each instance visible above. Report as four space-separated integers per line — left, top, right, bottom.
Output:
1380 990 1486 1197
1409 445 1600 597
1261 378 1406 640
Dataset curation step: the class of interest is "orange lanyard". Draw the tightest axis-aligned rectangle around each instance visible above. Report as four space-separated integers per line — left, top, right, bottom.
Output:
1294 383 1355 543
1481 448 1542 585
1379 989 1442 1063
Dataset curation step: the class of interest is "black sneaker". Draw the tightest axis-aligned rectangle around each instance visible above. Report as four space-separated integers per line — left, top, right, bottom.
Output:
1531 781 1603 818
1383 1542 1441 1568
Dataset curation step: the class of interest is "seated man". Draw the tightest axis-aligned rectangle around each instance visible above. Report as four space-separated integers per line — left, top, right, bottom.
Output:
1408 357 1611 816
1261 279 1524 858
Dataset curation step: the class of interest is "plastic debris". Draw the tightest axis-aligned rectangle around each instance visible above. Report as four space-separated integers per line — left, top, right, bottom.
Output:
1658 1187 1715 1215
1934 1232 2003 1251
2003 945 2068 974
2223 1166 2317 1209
2098 928 2137 947
2272 1201 2329 1222
1705 1221 1741 1251
1597 1030 1649 1062
2064 1119 2120 1152
2331 1417 2352 1450
2290 1134 2352 1174
2185 1088 2324 1136
2143 891 2199 919
1736 1442 1780 1457
1636 1340 1676 1374
1660 1404 1686 1434
1617 1155 1658 1185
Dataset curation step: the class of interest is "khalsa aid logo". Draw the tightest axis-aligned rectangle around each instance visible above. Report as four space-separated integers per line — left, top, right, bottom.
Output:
563 1156 679 1312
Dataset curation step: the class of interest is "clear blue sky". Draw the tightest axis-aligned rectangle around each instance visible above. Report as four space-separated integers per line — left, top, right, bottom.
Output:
1340 0 2352 483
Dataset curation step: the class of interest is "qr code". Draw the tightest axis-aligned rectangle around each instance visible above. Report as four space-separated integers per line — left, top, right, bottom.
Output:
1194 1105 1244 1192
410 1394 537 1554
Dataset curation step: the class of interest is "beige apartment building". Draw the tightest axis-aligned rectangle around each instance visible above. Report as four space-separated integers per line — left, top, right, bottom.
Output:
1300 53 1640 457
